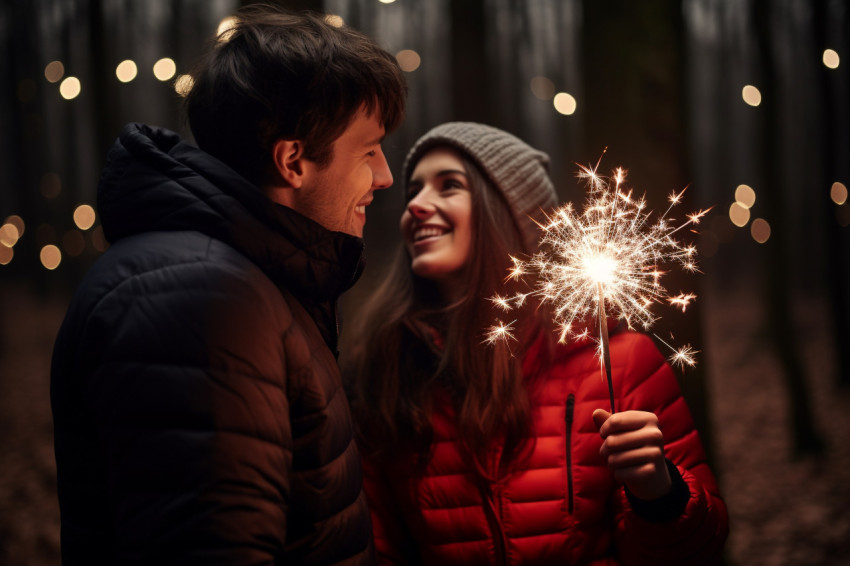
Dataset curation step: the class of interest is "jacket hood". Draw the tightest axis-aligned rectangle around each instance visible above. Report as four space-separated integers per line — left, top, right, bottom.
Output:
97 123 364 303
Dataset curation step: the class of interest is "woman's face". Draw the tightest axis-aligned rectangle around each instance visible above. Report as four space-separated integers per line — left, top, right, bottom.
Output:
400 147 473 290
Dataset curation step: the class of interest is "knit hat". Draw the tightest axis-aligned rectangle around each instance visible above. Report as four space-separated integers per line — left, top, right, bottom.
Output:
403 122 558 252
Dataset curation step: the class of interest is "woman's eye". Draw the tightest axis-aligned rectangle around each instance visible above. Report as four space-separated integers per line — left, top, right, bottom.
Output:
443 179 464 190
406 184 422 200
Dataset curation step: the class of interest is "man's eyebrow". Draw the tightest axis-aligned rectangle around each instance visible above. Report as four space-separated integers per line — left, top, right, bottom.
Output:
365 134 385 147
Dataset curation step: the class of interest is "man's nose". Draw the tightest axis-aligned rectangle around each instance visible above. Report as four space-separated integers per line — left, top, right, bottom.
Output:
372 148 393 191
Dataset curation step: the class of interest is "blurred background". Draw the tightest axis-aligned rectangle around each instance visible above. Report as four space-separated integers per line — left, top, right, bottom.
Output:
1 0 848 564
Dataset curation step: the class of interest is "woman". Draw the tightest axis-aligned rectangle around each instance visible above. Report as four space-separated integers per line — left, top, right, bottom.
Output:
346 122 728 565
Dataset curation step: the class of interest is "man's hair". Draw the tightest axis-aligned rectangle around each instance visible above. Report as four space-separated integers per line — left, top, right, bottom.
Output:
184 4 407 185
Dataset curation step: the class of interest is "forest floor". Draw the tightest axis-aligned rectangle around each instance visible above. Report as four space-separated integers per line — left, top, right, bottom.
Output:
1 281 849 565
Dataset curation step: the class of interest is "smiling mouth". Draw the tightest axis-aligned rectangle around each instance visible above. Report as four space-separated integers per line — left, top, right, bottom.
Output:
413 226 450 242
355 205 366 214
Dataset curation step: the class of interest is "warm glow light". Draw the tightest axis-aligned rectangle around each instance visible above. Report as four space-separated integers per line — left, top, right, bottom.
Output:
378 0 396 4
750 218 771 243
729 202 750 227
153 58 177 81
583 254 617 285
0 245 12 265
553 92 577 115
823 49 840 69
116 60 138 83
0 223 19 247
831 181 847 205
324 14 344 27
217 16 238 41
174 74 194 97
4 215 25 238
396 49 421 72
487 162 706 376
90 226 109 253
73 204 96 230
742 85 761 106
44 60 65 83
60 76 81 100
40 244 62 270
735 184 756 208
63 230 85 256
530 76 555 100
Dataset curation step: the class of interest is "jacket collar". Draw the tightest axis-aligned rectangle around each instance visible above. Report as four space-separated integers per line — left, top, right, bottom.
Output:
98 123 365 305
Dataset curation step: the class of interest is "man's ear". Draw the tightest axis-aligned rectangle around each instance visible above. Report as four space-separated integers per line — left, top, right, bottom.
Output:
272 139 306 189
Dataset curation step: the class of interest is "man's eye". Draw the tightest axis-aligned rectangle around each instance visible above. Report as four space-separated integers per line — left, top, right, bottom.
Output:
367 150 377 157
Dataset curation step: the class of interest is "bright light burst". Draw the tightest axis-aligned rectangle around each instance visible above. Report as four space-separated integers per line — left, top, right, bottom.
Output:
486 159 709 372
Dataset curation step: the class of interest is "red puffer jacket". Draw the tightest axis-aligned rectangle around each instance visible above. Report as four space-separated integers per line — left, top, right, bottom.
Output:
362 330 728 565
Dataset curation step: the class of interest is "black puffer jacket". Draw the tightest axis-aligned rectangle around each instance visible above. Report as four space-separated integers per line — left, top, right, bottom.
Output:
51 123 373 565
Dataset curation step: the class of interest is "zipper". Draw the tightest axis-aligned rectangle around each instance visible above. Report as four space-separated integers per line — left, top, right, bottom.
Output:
565 393 575 514
479 482 509 566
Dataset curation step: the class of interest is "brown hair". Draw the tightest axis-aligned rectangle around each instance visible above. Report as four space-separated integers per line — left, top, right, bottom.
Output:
184 4 407 185
346 152 551 479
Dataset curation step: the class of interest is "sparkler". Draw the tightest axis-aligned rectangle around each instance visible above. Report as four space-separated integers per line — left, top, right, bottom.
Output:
485 159 709 413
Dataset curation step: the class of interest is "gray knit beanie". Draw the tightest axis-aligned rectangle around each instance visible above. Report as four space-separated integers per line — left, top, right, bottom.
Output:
403 122 558 252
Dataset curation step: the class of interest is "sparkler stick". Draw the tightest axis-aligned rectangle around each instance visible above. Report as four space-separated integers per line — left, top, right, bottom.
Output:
597 282 615 413
486 158 709 412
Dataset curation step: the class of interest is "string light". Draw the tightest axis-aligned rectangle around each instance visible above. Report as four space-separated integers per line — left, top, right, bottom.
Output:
553 92 577 115
59 76 81 100
742 85 761 106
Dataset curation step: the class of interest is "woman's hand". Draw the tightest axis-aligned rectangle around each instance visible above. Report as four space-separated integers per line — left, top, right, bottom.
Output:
592 409 673 501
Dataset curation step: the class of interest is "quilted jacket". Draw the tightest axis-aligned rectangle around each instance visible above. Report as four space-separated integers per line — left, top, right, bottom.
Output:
363 330 728 565
51 123 373 565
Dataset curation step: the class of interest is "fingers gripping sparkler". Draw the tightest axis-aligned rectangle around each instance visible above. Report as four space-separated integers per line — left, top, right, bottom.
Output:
485 159 709 413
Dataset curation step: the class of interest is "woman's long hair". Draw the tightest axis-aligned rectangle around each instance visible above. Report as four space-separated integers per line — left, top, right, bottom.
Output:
345 153 551 479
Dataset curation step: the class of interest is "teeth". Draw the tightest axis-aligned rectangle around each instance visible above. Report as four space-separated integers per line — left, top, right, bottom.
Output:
414 226 448 241
355 206 366 214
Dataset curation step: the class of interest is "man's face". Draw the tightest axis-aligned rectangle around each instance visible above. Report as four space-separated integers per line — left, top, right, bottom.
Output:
294 107 392 237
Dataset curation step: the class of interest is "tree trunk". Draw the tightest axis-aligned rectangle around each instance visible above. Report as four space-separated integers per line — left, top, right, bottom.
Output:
752 0 824 455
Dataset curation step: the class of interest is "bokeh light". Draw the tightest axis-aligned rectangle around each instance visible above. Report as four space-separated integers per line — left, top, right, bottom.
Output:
742 85 761 106
553 92 577 115
116 60 138 83
823 49 840 69
40 245 62 270
17 79 37 103
735 184 756 208
40 172 61 198
750 218 771 243
174 74 194 97
4 215 25 238
90 226 109 253
59 76 81 100
0 223 20 247
729 202 750 227
396 49 421 72
44 60 65 83
63 230 85 257
0 245 12 265
830 181 847 205
73 204 96 230
378 0 396 4
217 16 238 41
153 58 176 81
325 14 344 27
530 76 555 100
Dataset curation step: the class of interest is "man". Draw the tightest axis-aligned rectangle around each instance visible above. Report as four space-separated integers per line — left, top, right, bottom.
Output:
50 5 406 564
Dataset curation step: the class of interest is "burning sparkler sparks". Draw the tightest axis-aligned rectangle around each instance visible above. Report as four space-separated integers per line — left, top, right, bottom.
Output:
485 159 709 411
